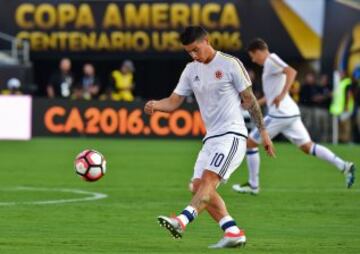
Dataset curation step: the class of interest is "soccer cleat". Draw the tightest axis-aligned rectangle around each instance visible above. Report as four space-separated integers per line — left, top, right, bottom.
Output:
232 182 260 195
208 231 246 249
157 215 184 239
344 162 356 188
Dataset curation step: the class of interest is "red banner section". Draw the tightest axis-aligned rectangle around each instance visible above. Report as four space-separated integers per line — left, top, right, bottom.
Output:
33 98 206 138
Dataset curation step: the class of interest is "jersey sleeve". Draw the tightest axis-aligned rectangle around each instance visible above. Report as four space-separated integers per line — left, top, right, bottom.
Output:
173 65 192 96
231 58 252 93
267 54 288 74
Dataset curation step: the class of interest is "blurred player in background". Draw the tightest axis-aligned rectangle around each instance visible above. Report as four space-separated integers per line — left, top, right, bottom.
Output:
232 39 355 195
144 26 275 248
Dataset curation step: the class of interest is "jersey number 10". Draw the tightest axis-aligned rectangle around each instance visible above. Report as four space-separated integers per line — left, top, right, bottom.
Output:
210 153 225 167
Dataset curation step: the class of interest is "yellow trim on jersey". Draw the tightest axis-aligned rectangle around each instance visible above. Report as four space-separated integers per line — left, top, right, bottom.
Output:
218 52 252 87
270 0 321 59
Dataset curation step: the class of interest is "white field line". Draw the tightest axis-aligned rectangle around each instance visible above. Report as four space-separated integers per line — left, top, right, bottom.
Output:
0 186 108 206
257 187 360 193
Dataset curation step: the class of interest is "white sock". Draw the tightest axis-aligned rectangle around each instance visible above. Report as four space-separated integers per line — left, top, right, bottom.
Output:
219 215 241 234
247 148 260 188
310 144 346 171
176 205 197 228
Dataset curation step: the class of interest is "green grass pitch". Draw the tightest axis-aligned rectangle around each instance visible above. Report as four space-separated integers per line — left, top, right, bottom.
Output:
0 138 359 253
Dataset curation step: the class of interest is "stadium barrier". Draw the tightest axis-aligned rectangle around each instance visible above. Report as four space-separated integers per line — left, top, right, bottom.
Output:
0 95 32 140
32 98 206 138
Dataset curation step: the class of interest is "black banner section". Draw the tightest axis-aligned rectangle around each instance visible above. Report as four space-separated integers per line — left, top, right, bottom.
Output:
321 1 360 75
32 98 206 138
0 0 302 60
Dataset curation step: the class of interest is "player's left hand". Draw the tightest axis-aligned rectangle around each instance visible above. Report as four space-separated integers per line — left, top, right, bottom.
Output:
144 100 156 115
260 130 276 157
272 94 285 108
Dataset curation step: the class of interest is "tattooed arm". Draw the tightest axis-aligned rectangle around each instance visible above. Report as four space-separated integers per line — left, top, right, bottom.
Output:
240 86 275 157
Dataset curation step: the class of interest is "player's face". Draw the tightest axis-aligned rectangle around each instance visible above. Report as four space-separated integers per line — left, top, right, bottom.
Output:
183 39 208 63
249 51 264 66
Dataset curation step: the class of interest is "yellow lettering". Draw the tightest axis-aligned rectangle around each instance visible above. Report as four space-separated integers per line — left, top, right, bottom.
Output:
97 33 110 50
75 4 95 29
57 32 68 50
15 4 35 29
48 32 58 49
152 31 181 51
209 32 242 51
220 3 240 28
132 31 150 52
82 32 97 50
35 4 56 29
152 4 168 29
170 4 189 28
124 32 134 50
202 3 220 28
69 32 83 51
168 31 181 51
191 4 201 26
103 3 122 28
111 32 125 49
124 4 150 28
152 32 166 51
58 4 76 28
31 32 47 50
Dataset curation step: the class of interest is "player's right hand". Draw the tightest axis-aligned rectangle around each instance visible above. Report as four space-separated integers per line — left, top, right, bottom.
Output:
144 100 156 115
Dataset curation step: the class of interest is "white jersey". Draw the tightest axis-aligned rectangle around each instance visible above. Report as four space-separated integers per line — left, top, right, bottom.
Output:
262 53 300 117
174 51 251 141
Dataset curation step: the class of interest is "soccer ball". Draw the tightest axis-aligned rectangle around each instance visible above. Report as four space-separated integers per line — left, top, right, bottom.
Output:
74 149 106 182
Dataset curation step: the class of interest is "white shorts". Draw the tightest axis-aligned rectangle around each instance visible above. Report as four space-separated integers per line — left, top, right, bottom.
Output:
249 115 311 146
192 134 246 182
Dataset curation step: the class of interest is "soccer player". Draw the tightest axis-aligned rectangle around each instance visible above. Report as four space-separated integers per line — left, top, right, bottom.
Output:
144 27 275 248
232 38 355 195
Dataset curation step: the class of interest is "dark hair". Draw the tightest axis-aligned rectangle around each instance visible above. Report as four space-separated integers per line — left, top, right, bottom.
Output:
180 26 208 45
247 38 268 52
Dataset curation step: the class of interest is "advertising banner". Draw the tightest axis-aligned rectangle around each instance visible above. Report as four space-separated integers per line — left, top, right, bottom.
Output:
32 98 206 138
321 0 360 75
0 0 317 60
0 95 32 140
1 1 242 59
